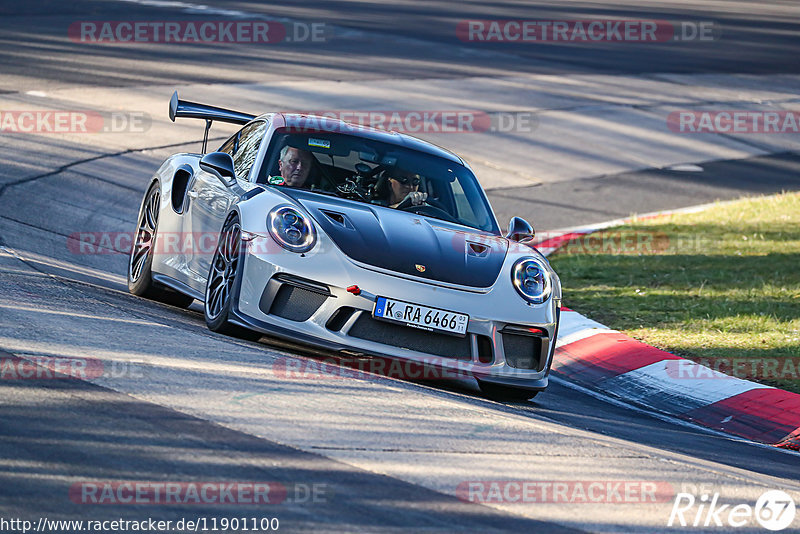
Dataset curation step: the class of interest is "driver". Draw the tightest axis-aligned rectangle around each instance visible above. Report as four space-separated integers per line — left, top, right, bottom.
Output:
385 168 427 208
268 146 314 188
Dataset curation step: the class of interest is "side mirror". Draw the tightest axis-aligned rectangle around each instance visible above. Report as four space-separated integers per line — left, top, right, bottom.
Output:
506 216 535 243
200 152 236 186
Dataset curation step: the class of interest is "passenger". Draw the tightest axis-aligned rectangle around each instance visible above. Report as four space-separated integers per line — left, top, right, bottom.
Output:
383 168 427 208
268 146 314 188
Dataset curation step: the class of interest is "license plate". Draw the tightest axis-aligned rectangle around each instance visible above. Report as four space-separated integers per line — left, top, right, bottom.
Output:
373 297 469 336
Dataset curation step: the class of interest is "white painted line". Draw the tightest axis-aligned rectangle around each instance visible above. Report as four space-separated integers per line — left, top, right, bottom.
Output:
664 163 704 172
601 359 772 408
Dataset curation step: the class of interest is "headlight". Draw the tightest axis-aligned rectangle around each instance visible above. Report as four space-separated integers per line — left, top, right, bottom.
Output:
511 258 552 304
267 206 316 253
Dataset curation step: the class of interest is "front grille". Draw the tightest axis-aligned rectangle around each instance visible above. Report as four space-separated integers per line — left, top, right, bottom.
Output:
502 333 542 370
269 284 328 322
348 313 472 360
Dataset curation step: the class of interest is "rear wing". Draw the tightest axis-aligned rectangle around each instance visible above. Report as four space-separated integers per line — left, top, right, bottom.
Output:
168 91 257 153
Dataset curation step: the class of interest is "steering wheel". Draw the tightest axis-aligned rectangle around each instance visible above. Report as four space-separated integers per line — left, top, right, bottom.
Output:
395 193 447 212
422 196 449 213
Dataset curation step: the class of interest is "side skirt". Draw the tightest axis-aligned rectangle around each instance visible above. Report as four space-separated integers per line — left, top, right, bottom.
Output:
152 273 205 302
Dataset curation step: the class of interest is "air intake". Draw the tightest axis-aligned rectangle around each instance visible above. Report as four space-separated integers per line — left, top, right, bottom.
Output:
467 242 490 257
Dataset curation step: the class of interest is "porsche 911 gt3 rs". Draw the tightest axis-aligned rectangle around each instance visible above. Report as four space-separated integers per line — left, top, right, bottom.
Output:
128 92 561 399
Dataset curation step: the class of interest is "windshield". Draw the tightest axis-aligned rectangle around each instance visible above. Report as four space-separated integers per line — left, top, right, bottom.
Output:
257 128 500 233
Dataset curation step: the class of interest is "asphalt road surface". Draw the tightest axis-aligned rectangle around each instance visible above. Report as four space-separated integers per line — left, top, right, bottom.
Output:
1 1 799 532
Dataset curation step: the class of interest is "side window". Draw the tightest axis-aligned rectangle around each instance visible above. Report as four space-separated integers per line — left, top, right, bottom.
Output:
232 121 268 180
218 133 237 156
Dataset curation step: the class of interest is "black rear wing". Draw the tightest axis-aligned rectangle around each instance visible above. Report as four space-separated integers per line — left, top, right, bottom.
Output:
169 91 256 153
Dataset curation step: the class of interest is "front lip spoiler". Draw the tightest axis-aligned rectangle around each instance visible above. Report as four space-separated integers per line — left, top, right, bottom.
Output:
228 307 546 389
228 307 350 353
474 374 548 391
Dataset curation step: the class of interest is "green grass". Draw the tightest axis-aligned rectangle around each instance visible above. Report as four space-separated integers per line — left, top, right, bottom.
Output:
549 192 800 393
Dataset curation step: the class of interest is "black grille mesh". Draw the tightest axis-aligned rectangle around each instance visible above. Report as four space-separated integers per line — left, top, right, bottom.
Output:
348 314 472 360
502 334 541 370
269 284 328 322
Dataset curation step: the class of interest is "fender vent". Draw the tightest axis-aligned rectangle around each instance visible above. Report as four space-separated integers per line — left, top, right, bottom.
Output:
467 242 490 257
171 169 192 214
320 210 354 229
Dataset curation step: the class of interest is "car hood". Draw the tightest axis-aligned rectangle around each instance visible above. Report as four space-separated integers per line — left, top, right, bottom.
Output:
281 189 508 288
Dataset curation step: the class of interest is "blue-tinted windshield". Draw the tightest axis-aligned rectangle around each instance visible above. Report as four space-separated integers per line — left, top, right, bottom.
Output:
258 129 500 233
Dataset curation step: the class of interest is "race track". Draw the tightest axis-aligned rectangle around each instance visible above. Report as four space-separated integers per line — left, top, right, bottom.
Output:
1 1 799 532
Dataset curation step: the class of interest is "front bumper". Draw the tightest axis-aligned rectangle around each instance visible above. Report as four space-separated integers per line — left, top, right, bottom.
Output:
234 237 559 391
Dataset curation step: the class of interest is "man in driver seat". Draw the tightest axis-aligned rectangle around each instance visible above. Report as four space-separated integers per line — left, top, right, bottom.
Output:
381 168 427 208
268 146 314 188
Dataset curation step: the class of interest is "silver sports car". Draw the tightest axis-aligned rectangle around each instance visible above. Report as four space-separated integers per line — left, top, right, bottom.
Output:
128 92 561 399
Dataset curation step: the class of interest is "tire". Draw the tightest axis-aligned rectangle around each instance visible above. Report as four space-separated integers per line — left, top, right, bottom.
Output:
478 381 540 402
204 215 261 341
128 182 194 308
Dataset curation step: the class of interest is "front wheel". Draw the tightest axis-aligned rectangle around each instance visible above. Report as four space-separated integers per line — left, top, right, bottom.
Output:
128 182 194 308
204 216 261 340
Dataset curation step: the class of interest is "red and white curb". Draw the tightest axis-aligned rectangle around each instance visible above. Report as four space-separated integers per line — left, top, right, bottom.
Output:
537 207 800 451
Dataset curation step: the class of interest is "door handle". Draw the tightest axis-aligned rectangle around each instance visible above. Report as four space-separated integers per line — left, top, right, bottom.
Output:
187 190 198 199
